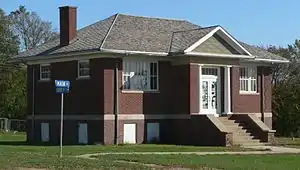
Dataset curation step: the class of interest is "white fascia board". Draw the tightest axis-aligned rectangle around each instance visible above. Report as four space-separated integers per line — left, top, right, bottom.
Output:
185 52 254 59
253 58 289 63
17 49 168 65
100 48 168 56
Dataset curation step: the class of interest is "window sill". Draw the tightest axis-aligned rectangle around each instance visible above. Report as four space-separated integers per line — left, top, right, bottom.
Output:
239 91 260 95
121 90 160 94
38 79 51 82
76 76 90 80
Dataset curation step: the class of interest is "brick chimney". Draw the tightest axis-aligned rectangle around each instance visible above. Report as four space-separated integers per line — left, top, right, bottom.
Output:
59 6 77 46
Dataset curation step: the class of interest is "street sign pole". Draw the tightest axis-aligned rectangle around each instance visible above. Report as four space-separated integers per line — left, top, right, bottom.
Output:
55 80 70 158
114 61 119 145
60 93 64 158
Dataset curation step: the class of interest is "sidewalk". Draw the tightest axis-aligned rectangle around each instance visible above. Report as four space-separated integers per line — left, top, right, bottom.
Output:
77 146 300 159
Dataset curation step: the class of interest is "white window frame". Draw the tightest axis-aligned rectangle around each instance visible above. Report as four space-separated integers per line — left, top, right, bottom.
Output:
239 66 258 94
122 59 159 91
77 60 90 78
40 64 51 81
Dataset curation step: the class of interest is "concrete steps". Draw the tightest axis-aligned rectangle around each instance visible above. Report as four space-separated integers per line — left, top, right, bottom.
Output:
218 116 266 146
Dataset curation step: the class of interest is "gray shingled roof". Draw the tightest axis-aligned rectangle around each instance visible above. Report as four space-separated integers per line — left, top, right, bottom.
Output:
169 26 218 53
15 15 116 58
239 42 288 61
13 13 287 62
101 14 200 52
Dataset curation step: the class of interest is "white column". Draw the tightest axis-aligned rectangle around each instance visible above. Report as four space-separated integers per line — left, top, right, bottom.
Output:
224 66 232 114
198 64 203 114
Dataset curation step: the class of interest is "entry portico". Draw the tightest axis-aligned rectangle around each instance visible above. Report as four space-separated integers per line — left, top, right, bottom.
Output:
192 64 232 117
184 26 253 117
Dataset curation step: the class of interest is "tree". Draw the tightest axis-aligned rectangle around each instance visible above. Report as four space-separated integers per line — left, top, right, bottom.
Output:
267 40 300 137
0 8 26 119
0 9 18 58
9 5 57 51
0 5 58 119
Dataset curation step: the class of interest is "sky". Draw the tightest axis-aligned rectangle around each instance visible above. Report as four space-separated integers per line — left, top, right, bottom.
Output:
2 0 299 47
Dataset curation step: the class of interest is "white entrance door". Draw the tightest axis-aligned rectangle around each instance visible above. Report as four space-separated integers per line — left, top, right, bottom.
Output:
201 67 220 115
123 123 136 144
41 123 49 142
78 123 88 144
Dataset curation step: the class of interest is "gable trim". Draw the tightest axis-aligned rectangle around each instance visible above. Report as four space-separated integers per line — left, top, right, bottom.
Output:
184 26 252 56
185 52 254 59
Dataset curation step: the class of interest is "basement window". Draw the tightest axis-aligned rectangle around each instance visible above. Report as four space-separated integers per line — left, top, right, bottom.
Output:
239 66 257 93
78 60 90 78
122 59 159 91
40 64 51 80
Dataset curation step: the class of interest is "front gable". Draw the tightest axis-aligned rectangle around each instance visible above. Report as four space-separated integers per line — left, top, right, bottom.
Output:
184 26 252 56
192 34 239 55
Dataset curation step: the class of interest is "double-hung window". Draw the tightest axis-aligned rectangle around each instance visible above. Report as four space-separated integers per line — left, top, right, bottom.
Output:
40 64 51 80
122 60 159 91
78 60 90 78
239 66 257 93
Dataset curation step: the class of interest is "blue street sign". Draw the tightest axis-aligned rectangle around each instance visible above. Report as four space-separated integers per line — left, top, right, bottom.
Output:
55 80 70 94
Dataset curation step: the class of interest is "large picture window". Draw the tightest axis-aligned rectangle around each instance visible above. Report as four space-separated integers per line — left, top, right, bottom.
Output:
239 66 257 93
122 60 159 91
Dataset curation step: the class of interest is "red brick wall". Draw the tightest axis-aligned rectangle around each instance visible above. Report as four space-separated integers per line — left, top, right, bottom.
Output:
27 58 174 116
28 119 103 145
170 65 190 114
27 58 109 115
231 66 272 113
28 61 273 116
231 66 260 113
263 67 272 112
190 65 199 113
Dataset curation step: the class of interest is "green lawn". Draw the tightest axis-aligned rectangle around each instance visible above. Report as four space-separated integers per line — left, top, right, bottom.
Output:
98 154 300 170
0 132 300 169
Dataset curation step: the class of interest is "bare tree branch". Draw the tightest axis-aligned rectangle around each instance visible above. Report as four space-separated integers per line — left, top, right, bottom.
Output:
9 5 58 51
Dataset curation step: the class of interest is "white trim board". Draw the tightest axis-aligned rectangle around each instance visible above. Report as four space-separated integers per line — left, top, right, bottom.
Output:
185 52 254 59
184 26 252 56
22 52 170 65
27 113 271 120
27 114 191 120
254 58 289 63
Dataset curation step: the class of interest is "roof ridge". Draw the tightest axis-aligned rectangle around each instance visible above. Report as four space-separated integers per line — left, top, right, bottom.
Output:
76 14 117 34
168 31 176 53
99 13 119 49
172 25 219 34
117 13 189 22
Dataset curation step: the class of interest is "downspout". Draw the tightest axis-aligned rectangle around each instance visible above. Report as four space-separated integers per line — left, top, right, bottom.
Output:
260 67 265 122
32 66 35 143
114 59 119 145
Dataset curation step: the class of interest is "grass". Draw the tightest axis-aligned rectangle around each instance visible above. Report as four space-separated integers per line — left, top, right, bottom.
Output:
98 154 300 170
0 132 300 169
274 137 300 148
